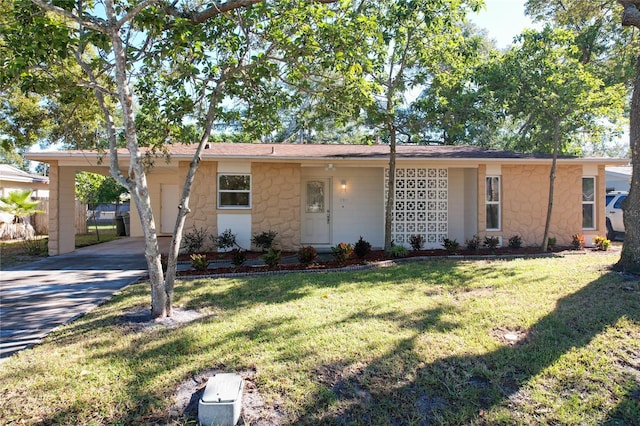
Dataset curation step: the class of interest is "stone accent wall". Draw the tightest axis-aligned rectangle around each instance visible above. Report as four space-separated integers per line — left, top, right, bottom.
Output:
252 163 301 250
183 161 218 238
500 164 583 247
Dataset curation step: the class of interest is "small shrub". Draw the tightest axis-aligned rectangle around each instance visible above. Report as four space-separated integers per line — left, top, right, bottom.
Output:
484 236 500 251
20 236 47 255
231 249 246 266
190 253 208 271
409 234 425 251
508 235 522 249
354 236 372 259
593 236 611 251
441 238 460 254
571 234 585 250
261 248 281 269
331 242 354 264
465 234 481 252
388 244 408 258
252 230 278 252
298 246 318 266
182 226 207 254
547 237 557 251
215 228 238 251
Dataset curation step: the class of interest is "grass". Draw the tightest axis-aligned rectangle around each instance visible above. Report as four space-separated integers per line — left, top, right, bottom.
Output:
0 225 121 269
0 252 638 425
75 224 121 248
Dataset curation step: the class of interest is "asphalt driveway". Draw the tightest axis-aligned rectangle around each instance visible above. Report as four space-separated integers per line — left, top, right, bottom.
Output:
0 237 169 359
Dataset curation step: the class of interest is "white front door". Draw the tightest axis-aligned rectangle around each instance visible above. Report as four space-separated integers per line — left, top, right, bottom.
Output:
161 184 179 234
302 179 331 245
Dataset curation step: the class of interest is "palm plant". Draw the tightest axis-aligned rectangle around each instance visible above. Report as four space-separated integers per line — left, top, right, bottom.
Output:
0 190 45 239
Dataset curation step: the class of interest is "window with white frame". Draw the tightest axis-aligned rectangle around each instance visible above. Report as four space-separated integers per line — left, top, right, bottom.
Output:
582 177 595 229
218 174 251 208
486 176 500 230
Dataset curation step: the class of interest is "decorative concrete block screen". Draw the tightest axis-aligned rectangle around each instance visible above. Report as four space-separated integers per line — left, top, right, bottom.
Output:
385 167 448 248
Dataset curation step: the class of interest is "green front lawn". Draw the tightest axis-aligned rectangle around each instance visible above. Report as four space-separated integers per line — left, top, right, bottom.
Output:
0 225 121 269
0 252 638 424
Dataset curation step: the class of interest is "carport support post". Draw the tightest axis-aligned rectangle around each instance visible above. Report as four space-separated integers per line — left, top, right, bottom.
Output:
48 163 77 255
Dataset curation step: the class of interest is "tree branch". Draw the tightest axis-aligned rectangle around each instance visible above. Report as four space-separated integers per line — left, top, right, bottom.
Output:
29 0 107 34
165 0 338 24
117 0 162 29
620 1 640 28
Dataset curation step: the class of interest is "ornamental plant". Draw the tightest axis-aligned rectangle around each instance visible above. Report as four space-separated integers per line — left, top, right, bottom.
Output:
190 254 208 271
252 230 278 252
231 249 247 267
182 226 208 254
593 236 611 251
331 242 354 264
388 244 408 258
441 238 460 254
571 234 586 250
465 234 481 252
354 236 372 259
261 248 281 269
484 236 500 251
298 246 318 266
214 229 239 251
409 234 425 251
508 235 522 249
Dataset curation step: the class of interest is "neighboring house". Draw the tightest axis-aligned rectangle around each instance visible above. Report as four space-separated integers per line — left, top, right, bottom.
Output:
605 166 632 193
26 143 628 256
0 164 49 225
0 164 49 198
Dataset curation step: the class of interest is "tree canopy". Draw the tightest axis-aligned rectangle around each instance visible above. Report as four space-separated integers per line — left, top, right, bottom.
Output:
13 0 376 318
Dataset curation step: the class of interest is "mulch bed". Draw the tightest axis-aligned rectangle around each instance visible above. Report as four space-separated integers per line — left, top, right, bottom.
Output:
171 246 577 277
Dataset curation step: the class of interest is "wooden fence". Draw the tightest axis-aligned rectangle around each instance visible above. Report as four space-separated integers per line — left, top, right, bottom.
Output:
32 198 87 235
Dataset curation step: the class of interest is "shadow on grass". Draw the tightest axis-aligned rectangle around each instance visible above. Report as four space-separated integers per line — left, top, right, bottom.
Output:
291 271 640 424
9 259 636 425
177 259 523 313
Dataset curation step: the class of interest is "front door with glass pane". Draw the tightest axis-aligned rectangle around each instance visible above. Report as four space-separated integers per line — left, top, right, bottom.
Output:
302 179 331 244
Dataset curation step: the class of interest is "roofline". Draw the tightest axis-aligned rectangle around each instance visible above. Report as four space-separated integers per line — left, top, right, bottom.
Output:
24 150 631 168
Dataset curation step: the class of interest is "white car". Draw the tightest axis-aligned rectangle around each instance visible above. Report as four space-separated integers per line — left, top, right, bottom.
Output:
606 191 627 240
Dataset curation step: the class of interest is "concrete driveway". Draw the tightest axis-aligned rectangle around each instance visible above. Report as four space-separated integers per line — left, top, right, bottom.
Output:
0 237 169 359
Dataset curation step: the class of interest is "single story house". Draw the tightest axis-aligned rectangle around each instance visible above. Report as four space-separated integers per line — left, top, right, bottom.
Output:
26 143 629 256
0 164 49 198
0 164 50 226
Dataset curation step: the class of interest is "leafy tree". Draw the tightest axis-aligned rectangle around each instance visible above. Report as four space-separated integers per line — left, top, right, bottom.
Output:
616 0 640 273
355 0 481 251
20 0 373 318
76 172 128 240
407 23 503 147
478 27 624 250
523 0 640 272
0 0 106 167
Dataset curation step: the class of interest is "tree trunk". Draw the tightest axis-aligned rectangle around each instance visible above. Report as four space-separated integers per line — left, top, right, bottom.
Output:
541 119 561 251
384 123 397 252
615 54 640 273
105 0 167 318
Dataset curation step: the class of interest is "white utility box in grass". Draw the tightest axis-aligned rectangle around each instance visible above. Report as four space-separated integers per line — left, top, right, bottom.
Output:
198 373 244 426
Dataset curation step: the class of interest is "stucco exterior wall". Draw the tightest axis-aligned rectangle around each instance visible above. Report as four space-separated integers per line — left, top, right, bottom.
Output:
128 168 181 238
182 161 218 238
46 163 77 255
479 164 586 247
252 163 301 250
448 168 478 244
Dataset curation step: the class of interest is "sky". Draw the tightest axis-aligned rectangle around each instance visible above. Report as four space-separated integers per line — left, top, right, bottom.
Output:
469 0 537 49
